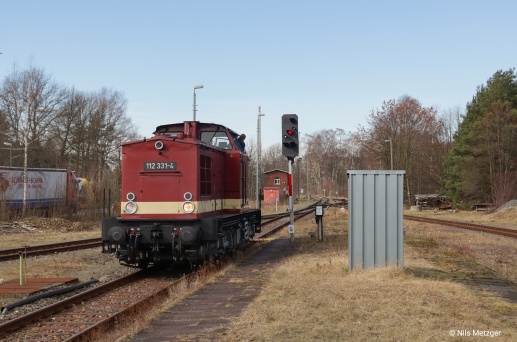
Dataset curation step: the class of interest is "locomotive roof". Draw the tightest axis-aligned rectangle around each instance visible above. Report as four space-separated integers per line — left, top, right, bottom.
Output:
154 121 239 136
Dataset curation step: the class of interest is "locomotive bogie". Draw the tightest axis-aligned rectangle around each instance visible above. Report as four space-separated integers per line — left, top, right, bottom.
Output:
102 210 260 267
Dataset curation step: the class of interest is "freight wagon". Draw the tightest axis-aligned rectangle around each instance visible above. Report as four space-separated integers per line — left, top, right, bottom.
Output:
0 167 79 213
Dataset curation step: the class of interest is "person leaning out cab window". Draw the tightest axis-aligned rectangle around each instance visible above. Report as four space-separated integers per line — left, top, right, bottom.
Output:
235 134 246 153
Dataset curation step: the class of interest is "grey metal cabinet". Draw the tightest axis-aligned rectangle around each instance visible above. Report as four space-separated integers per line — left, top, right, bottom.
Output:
348 170 405 270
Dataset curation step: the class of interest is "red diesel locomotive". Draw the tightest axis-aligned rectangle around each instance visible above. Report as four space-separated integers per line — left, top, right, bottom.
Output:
101 120 261 268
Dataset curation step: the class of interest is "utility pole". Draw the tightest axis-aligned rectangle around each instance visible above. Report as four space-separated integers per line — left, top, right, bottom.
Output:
306 155 310 200
385 138 393 170
256 106 265 209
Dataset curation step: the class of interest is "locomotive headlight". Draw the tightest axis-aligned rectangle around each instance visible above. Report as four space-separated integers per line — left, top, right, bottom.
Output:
184 192 193 201
182 201 195 214
155 141 164 150
126 192 136 201
125 201 138 214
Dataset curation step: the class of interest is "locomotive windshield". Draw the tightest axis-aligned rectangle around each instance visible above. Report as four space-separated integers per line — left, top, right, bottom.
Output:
201 131 232 150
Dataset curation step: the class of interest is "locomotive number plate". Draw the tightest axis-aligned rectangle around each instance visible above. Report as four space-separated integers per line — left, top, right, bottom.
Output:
144 162 177 170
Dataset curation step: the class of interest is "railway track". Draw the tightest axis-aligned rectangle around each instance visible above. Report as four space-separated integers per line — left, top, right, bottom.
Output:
404 215 517 239
0 203 320 340
261 206 315 225
258 199 324 238
0 268 184 341
0 238 102 262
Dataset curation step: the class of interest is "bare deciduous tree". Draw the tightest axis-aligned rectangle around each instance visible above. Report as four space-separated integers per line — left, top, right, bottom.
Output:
0 63 66 210
357 96 445 205
0 63 139 215
303 129 351 198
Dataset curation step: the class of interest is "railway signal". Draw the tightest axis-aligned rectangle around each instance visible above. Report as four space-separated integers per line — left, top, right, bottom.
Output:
281 114 299 159
281 114 299 242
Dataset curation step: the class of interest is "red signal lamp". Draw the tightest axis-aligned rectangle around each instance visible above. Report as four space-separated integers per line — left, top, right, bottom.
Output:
281 114 299 159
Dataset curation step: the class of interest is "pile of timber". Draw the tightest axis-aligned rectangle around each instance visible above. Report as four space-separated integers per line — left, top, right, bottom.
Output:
415 194 451 210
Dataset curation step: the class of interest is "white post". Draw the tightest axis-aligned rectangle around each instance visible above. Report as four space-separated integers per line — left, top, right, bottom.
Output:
288 158 294 242
256 106 265 209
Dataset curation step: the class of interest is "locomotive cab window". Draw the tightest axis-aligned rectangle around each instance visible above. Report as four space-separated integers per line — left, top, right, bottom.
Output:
201 131 232 150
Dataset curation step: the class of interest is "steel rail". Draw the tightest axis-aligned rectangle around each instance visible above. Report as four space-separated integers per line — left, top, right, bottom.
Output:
404 215 517 239
261 207 315 226
257 199 325 238
0 270 148 339
65 275 184 342
0 238 102 262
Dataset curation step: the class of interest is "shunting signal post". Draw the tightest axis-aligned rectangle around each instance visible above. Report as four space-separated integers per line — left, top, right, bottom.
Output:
281 114 299 242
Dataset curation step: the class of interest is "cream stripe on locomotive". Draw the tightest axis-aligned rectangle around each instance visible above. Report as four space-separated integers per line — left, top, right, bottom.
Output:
121 199 244 215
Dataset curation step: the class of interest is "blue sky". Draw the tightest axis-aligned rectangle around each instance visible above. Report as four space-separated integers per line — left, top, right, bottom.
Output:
1 1 516 149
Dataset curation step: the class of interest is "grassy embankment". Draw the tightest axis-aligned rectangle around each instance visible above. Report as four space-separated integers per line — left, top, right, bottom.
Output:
223 207 517 341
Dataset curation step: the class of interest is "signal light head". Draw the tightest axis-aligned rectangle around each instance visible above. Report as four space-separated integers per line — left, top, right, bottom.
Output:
281 114 299 159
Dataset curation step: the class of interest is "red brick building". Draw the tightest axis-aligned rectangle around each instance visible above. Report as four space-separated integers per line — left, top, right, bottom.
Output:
263 169 288 204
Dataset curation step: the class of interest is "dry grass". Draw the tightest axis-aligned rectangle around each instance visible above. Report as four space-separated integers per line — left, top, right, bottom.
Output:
2 230 99 249
0 252 112 283
1 210 515 340
222 208 517 341
405 218 517 285
1 217 100 249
